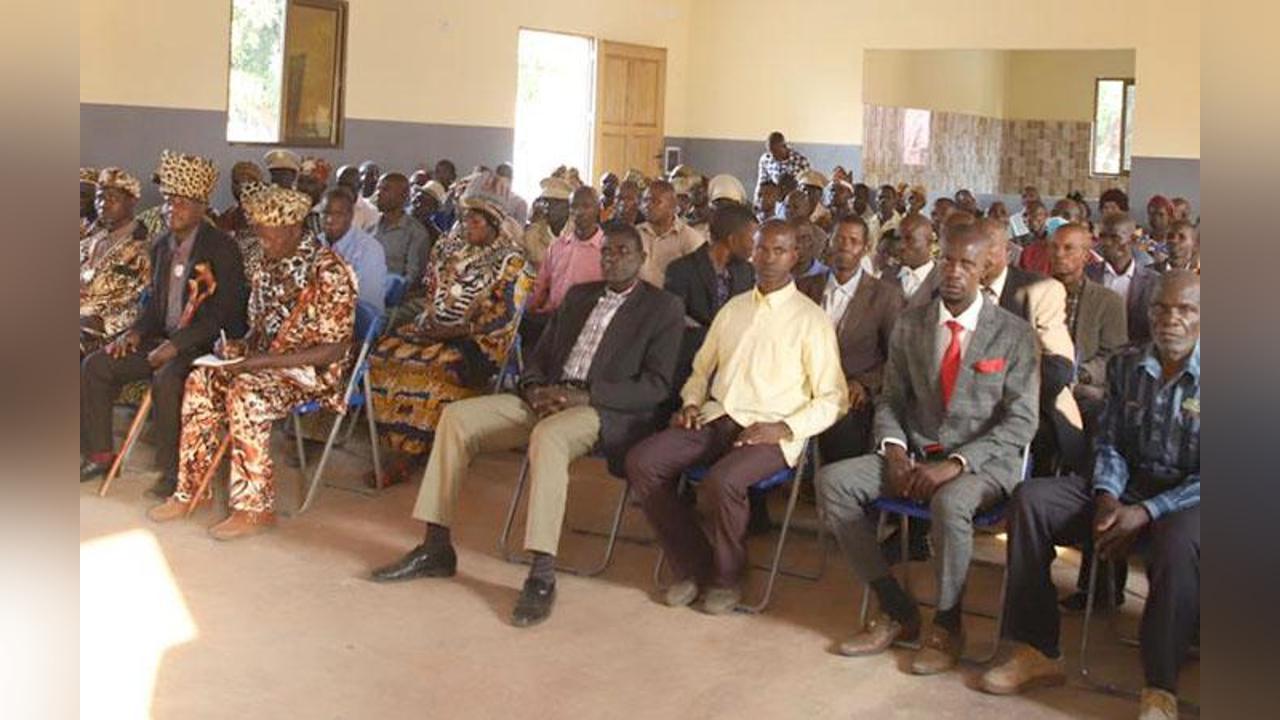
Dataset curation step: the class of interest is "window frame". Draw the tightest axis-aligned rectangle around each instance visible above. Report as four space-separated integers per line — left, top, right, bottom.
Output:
1090 76 1135 178
225 0 349 148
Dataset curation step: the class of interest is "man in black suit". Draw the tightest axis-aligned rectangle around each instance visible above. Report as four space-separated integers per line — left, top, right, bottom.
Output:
797 213 904 462
370 221 684 628
1088 212 1160 345
80 151 248 496
663 203 756 413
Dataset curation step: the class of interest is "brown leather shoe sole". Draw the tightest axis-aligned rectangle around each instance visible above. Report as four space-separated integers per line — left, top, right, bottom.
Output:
979 671 1067 696
838 620 921 657
208 511 277 541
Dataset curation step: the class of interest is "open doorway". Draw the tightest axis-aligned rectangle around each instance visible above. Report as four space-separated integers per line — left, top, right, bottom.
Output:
512 29 595 204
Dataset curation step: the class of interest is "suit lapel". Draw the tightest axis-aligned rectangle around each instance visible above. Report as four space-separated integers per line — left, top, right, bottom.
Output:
917 301 942 408
947 298 1000 412
837 274 873 336
692 246 717 312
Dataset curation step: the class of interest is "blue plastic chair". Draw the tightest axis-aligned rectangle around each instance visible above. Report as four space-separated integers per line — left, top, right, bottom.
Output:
382 273 407 327
653 440 823 613
291 300 385 513
856 445 1031 662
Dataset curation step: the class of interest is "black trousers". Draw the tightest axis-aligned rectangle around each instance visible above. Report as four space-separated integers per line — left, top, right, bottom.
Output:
1002 474 1199 692
816 403 872 464
80 340 200 480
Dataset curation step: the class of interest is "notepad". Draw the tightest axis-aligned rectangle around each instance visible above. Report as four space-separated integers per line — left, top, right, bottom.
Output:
192 354 246 368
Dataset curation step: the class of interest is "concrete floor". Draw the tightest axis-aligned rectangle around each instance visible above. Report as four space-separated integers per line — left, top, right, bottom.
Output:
80 417 1198 719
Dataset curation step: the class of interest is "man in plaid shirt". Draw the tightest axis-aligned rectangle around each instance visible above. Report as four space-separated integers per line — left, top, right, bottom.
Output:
756 131 811 191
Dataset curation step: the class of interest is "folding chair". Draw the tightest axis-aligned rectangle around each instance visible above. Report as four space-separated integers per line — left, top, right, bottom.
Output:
382 273 407 327
653 440 826 614
856 444 1031 663
291 300 385 514
1079 549 1200 715
496 450 642 577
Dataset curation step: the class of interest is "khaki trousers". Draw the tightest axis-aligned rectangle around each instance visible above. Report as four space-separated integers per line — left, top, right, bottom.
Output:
412 393 601 555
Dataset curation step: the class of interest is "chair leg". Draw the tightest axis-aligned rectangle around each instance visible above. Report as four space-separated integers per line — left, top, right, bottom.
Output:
364 374 383 488
295 408 349 515
186 435 230 516
564 483 630 578
859 510 890 629
292 413 309 477
497 458 531 563
99 390 152 497
737 470 804 614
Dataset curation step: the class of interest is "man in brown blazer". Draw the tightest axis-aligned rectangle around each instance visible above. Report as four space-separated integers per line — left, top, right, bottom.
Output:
1050 224 1128 430
798 214 904 462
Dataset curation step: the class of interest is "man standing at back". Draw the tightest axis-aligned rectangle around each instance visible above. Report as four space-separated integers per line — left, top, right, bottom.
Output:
755 130 811 191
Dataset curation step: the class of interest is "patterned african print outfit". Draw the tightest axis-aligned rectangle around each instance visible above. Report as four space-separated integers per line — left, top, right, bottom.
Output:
369 232 531 457
79 219 151 355
172 233 357 513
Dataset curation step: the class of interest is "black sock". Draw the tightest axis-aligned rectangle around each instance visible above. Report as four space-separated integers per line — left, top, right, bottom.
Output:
934 603 963 632
871 577 918 624
423 522 452 548
528 551 556 584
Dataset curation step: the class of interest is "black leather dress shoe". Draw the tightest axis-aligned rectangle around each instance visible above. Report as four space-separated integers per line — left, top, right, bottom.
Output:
80 459 109 482
511 577 556 628
370 544 456 582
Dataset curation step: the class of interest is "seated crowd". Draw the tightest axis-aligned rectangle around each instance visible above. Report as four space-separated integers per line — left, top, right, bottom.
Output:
79 129 1200 719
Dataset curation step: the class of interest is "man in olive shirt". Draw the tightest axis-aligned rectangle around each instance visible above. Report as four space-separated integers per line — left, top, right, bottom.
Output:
626 220 848 614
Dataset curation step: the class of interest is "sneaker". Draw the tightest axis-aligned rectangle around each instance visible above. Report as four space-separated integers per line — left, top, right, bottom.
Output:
663 579 699 608
1138 687 1178 720
979 642 1067 695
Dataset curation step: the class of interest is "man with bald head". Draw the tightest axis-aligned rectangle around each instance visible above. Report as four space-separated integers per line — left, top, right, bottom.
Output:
1051 224 1128 430
818 225 1039 676
637 180 705 286
373 172 430 293
626 219 847 614
982 272 1200 720
358 161 381 199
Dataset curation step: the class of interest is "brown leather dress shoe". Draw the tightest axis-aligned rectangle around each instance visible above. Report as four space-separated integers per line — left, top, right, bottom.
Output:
147 498 191 523
910 624 965 675
838 615 921 656
208 510 277 541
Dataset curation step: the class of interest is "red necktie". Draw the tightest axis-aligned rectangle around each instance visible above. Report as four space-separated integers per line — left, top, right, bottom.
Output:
940 320 964 410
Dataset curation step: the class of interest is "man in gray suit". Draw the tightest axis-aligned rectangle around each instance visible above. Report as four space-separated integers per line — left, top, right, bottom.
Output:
817 225 1040 676
1050 224 1128 429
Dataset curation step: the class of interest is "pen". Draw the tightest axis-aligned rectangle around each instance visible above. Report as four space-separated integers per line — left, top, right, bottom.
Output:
220 329 228 354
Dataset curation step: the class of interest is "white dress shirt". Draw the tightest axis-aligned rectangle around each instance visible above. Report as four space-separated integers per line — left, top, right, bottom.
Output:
353 195 380 233
1101 259 1136 301
935 294 984 366
983 266 1009 304
821 269 863 325
898 259 935 299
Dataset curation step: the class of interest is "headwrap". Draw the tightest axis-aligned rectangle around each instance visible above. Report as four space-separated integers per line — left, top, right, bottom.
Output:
96 167 142 199
1147 194 1174 213
421 180 447 204
458 170 511 228
798 169 828 188
231 160 265 184
539 177 573 201
300 156 332 184
155 150 218 204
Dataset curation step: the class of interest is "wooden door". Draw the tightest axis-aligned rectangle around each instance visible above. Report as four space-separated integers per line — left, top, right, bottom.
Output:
594 41 666 181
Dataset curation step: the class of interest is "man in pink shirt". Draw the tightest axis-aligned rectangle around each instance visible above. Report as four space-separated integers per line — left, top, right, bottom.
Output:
522 186 605 349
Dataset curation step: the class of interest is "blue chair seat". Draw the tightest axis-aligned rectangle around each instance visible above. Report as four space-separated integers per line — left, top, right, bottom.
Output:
684 464 795 493
869 497 1006 527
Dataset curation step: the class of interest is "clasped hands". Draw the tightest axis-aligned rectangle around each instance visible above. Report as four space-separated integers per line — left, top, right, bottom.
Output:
1092 492 1151 562
884 444 964 502
521 383 591 418
670 405 792 447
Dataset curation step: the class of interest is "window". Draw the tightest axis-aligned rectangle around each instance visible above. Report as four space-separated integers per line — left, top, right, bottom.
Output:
1091 78 1135 176
227 0 348 146
902 108 930 166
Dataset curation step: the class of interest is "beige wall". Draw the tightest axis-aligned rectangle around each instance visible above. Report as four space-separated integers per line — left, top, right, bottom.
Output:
682 0 1198 158
79 0 1199 159
864 49 1135 123
79 0 694 132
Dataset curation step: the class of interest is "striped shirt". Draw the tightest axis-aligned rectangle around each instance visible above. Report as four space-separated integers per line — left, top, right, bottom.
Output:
561 283 637 382
1092 341 1200 519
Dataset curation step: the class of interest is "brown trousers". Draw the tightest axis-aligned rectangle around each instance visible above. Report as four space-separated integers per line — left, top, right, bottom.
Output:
625 416 788 588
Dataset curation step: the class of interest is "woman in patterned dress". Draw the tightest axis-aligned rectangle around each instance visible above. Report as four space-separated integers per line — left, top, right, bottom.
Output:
369 171 531 484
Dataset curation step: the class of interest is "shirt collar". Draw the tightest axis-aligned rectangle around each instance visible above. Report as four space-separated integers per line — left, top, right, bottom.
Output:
752 280 797 308
825 268 863 296
938 294 983 333
985 266 1008 299
1139 340 1201 383
606 279 640 298
332 224 364 247
902 259 934 282
560 224 605 248
1104 259 1136 280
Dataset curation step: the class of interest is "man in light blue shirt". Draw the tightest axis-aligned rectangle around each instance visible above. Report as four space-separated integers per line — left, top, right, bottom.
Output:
322 187 387 313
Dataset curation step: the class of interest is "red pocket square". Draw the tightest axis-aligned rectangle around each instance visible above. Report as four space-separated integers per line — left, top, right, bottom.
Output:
973 357 1006 373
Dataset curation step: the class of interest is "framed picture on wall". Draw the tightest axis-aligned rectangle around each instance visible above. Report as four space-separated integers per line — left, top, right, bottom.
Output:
664 147 681 175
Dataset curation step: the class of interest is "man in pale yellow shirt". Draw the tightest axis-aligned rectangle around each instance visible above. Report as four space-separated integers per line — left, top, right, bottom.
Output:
637 180 705 286
625 219 848 614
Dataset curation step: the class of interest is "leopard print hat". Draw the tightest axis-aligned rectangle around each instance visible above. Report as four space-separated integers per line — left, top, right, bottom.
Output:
241 183 313 227
97 167 142 199
155 149 218 204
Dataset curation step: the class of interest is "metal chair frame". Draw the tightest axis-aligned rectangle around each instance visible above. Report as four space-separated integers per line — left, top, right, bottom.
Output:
652 440 828 614
855 445 1031 663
